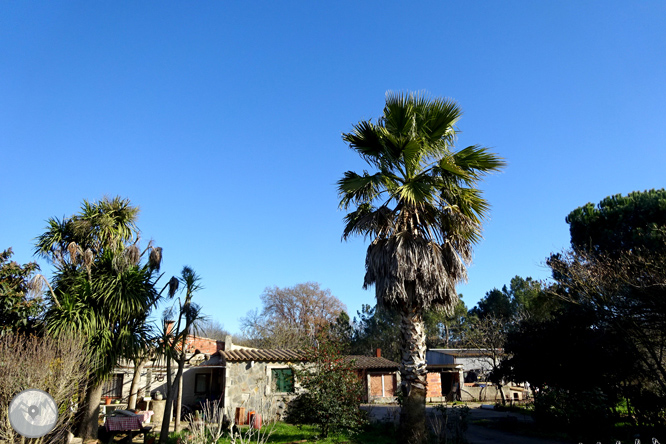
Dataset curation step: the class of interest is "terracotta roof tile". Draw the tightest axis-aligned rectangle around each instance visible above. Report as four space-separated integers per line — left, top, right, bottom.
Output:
206 349 399 370
343 355 399 370
219 349 306 362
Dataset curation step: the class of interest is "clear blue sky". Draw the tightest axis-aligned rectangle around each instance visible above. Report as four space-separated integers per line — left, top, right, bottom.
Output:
2 1 665 334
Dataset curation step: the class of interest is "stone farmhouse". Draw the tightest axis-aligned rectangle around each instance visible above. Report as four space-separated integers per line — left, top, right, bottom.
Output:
199 338 400 418
105 334 399 422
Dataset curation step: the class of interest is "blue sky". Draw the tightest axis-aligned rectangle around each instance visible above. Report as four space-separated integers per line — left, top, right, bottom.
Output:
2 1 665 334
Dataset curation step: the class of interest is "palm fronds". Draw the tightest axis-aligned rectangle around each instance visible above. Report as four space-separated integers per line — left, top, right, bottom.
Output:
339 91 505 311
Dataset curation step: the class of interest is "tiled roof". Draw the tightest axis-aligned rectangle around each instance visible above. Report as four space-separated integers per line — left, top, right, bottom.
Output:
203 349 399 370
343 355 399 370
219 348 306 362
430 348 503 358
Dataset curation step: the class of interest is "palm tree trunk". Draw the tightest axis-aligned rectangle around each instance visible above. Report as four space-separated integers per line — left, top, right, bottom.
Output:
398 293 428 444
77 380 103 440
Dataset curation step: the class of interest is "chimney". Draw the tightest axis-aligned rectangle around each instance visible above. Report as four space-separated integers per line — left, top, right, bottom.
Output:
165 320 175 335
375 348 381 358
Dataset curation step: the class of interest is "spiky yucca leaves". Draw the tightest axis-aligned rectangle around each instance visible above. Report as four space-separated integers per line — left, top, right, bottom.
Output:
159 266 206 443
35 196 139 264
339 92 504 443
45 250 160 377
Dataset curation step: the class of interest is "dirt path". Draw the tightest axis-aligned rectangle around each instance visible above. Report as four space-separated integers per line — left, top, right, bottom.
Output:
466 406 572 444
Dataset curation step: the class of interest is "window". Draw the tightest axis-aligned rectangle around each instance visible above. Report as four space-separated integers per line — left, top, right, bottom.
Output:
102 374 123 398
271 368 294 393
370 374 395 397
195 373 210 394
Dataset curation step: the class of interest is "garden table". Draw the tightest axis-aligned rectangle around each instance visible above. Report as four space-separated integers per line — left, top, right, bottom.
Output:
103 414 152 444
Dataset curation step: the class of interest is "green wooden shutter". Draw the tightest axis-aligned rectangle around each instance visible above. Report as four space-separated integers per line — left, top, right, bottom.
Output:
284 369 294 392
272 369 294 392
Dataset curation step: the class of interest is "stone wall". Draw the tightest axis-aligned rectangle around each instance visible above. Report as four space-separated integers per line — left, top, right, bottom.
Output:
460 385 511 402
223 361 299 421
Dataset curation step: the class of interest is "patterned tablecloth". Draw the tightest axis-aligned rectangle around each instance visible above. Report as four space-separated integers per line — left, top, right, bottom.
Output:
137 410 154 423
105 415 143 432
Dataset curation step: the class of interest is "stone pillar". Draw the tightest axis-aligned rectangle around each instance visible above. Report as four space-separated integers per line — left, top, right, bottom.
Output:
223 365 232 414
151 400 166 425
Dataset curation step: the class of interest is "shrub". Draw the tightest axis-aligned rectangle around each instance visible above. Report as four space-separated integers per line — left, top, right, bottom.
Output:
0 332 91 443
429 403 470 444
533 387 613 439
285 333 367 437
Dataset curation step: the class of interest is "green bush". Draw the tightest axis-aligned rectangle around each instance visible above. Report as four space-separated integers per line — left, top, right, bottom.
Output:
534 388 613 439
285 332 367 438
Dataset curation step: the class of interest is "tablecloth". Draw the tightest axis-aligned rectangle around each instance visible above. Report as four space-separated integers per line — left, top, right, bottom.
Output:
105 415 143 432
136 410 154 423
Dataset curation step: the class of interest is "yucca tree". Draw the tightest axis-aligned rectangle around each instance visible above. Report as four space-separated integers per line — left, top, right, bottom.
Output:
158 266 204 444
338 92 504 442
36 197 162 440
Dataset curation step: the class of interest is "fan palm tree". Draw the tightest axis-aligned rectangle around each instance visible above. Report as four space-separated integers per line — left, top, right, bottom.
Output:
36 197 162 440
338 92 504 442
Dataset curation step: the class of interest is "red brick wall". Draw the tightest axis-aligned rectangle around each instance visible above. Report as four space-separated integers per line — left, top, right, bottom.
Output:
427 372 442 397
182 336 224 354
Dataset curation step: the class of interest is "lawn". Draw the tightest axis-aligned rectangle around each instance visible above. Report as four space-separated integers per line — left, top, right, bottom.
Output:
156 422 397 444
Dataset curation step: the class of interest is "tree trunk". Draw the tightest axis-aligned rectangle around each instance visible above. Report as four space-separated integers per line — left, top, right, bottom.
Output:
492 356 507 405
398 297 428 444
159 358 174 444
175 361 184 432
77 380 103 441
128 358 147 410
496 379 507 405
159 356 185 443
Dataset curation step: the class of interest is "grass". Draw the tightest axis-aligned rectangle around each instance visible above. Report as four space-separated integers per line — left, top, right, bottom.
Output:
264 422 396 443
492 403 534 415
153 422 397 444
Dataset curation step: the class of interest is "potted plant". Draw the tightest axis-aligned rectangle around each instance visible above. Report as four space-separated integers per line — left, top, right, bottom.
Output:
104 396 111 405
